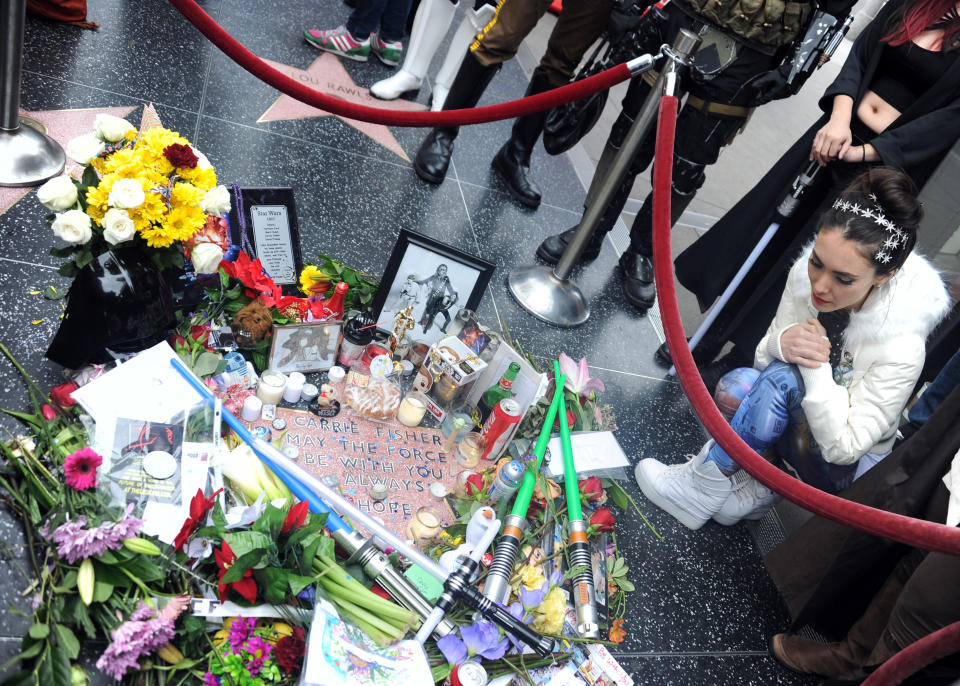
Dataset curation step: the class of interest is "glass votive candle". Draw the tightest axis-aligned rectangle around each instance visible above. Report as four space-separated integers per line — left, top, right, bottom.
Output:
456 433 484 469
257 369 286 405
396 392 427 427
407 506 443 543
455 469 479 497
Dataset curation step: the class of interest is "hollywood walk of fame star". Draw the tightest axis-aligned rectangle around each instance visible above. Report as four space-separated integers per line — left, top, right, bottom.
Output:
0 105 137 218
257 54 427 162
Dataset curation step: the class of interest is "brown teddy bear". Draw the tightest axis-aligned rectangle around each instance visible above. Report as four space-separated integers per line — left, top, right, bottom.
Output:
231 301 273 346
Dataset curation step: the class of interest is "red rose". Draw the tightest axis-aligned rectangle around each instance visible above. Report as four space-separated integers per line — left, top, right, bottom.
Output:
41 404 57 421
50 381 79 408
553 406 576 431
589 507 616 532
163 143 199 169
579 476 604 503
465 473 485 496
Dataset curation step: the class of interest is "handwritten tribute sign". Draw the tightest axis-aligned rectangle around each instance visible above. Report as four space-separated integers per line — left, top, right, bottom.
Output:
273 409 459 536
250 205 296 284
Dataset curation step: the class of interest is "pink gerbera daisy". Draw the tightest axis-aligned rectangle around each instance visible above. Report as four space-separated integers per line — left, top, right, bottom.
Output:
64 447 103 491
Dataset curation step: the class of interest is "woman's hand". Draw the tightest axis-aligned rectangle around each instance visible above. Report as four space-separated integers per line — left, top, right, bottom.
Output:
780 319 831 368
811 118 853 166
840 143 880 164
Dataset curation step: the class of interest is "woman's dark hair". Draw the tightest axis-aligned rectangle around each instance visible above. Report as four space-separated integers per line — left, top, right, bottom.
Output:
817 167 922 275
884 0 960 52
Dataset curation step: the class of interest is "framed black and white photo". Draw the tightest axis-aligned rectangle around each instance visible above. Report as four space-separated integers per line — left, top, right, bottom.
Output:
268 321 342 373
371 229 495 347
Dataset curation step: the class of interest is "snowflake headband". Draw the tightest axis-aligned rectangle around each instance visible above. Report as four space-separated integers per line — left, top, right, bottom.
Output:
831 194 905 264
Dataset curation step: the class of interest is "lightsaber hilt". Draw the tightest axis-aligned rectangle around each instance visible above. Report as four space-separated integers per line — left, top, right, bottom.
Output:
458 582 555 657
333 528 457 638
482 513 527 605
777 159 821 218
566 519 600 638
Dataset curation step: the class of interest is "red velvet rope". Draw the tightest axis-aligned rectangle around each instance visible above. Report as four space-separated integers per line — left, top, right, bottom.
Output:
862 621 960 685
168 0 632 127
650 93 960 557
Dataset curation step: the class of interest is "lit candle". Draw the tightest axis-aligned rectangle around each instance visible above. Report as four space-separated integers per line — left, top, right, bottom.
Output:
456 433 484 469
257 370 287 405
283 372 305 403
396 393 427 427
407 506 442 543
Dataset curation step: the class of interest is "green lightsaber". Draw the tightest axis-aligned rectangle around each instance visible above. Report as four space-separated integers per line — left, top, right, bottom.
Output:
557 370 600 638
480 363 566 605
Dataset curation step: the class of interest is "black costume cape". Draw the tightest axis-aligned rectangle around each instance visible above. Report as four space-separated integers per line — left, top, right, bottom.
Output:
673 0 960 358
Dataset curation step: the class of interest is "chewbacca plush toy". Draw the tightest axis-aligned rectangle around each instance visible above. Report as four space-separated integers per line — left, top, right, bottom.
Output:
232 301 273 346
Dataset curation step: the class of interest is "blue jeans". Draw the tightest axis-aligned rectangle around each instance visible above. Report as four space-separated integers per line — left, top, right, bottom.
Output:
705 361 858 494
346 0 413 42
908 346 960 426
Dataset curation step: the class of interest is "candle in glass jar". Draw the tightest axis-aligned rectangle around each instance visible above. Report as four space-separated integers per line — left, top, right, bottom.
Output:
397 393 427 427
257 370 287 405
407 506 442 542
455 469 479 497
456 433 484 468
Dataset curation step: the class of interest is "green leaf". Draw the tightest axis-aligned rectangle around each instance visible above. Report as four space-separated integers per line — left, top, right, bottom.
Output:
80 165 99 189
27 623 49 639
192 351 222 377
617 578 635 592
71 598 96 639
49 646 71 686
97 550 119 565
220 549 266 584
252 503 285 540
288 575 314 597
224 530 273 559
253 568 288 605
211 501 227 534
48 246 76 259
41 285 66 300
57 261 79 278
52 624 79 660
608 482 629 511
0 639 42 672
116 555 164 583
1 669 36 686
93 581 113 603
561 565 590 582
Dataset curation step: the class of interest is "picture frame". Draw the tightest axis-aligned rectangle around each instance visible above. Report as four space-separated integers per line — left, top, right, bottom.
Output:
226 187 304 296
370 229 495 347
268 321 342 373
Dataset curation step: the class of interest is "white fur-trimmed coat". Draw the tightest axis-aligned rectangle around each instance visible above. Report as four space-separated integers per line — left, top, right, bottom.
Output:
755 245 951 465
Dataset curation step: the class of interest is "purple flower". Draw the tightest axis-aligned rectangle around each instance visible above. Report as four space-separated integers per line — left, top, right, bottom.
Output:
436 634 468 665
244 635 273 677
461 621 509 660
45 511 144 564
95 602 175 680
203 673 221 686
519 581 548 609
228 616 256 654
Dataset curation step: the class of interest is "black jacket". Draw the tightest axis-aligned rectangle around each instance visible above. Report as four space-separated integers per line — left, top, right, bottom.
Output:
673 0 960 356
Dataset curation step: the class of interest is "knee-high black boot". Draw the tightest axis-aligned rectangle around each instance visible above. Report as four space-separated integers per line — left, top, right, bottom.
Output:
414 52 501 184
491 72 555 208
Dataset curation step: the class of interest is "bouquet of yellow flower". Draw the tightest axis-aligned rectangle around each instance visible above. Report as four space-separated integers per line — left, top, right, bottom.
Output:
39 113 230 277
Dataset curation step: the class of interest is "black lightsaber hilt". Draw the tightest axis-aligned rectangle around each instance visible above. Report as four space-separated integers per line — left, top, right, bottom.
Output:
482 514 526 606
441 559 555 658
567 520 600 638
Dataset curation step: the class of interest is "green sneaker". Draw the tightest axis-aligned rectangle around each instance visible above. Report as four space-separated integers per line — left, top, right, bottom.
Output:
371 34 403 67
304 26 370 62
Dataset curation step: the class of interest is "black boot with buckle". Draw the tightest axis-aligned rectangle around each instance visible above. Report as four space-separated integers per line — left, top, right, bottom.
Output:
492 72 554 208
414 52 501 185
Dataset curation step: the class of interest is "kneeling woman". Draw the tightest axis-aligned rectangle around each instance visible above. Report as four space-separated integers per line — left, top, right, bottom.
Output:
636 168 950 530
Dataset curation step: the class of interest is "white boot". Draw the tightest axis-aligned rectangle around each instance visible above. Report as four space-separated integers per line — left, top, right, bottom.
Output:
713 471 780 525
370 0 459 100
430 3 496 111
634 441 733 530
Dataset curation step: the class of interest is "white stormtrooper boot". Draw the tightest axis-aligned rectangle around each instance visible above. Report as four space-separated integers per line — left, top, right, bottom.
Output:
370 0 459 100
430 2 496 111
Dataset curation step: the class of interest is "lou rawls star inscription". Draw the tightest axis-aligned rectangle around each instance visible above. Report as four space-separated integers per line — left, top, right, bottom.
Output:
258 54 428 162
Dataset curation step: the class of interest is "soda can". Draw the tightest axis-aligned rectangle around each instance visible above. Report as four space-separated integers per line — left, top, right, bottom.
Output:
487 459 525 502
450 661 488 686
478 398 521 461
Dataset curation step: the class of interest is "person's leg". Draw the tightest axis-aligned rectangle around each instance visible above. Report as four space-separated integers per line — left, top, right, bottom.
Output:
305 0 386 60
438 307 452 332
908 346 960 427
413 0 549 184
431 0 498 111
492 0 614 208
370 0 459 99
377 0 414 41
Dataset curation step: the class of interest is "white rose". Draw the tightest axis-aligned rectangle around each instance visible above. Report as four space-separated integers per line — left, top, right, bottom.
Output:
101 208 136 245
51 210 92 245
65 133 105 165
201 185 231 214
194 151 212 170
36 176 78 211
93 114 135 143
107 178 145 209
190 243 224 274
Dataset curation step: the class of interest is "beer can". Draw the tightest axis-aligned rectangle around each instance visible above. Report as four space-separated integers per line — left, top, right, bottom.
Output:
450 661 488 686
478 398 521 461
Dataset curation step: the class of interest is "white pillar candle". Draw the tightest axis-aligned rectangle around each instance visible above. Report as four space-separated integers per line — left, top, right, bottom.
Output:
283 371 305 403
241 395 263 422
257 369 287 405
